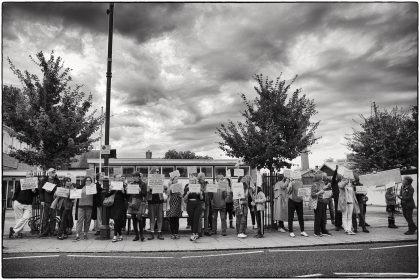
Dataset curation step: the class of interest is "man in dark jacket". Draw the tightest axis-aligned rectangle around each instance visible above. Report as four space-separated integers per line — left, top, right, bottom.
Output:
9 178 38 238
331 165 343 231
39 168 60 237
398 176 417 235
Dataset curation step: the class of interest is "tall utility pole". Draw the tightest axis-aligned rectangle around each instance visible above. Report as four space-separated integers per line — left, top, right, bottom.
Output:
100 3 114 240
99 106 103 175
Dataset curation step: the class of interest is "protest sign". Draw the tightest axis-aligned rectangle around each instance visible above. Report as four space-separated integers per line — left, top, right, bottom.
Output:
297 187 310 197
86 183 97 195
110 181 124 191
55 187 70 198
232 183 245 199
187 166 198 175
322 190 332 199
170 183 183 194
126 184 140 194
234 169 244 177
218 181 229 191
356 186 368 194
152 185 164 194
385 182 395 189
148 173 164 192
283 169 292 178
42 182 56 192
188 184 201 193
70 189 82 199
20 177 38 190
359 168 402 186
291 170 301 180
169 170 180 178
206 184 218 193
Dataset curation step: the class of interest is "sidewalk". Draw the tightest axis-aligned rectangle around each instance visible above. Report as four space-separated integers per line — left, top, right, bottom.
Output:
2 206 418 253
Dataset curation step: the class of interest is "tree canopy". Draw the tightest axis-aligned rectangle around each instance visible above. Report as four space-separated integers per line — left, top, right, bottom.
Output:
3 51 103 169
164 149 213 160
216 74 320 172
346 102 417 174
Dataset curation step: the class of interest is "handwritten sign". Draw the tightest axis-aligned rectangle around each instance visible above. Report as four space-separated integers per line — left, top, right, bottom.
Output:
86 183 97 195
218 181 229 191
170 183 183 194
356 186 368 194
55 187 70 198
206 184 218 193
322 190 332 199
126 184 140 194
152 185 164 194
297 187 310 197
359 168 402 186
234 169 244 177
188 184 201 193
385 182 395 189
42 182 56 192
169 170 180 178
20 177 38 190
110 181 124 191
70 189 82 199
291 170 301 180
187 166 198 175
148 174 164 192
283 169 292 178
232 183 245 199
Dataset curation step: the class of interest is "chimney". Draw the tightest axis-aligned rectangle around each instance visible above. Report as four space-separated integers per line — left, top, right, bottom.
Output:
146 150 152 159
300 148 309 171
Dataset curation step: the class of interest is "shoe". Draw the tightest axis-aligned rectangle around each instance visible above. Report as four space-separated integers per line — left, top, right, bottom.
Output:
63 235 68 239
321 232 331 236
186 226 191 230
57 235 63 240
94 231 101 236
314 234 322 237
300 231 309 237
83 235 88 240
133 236 139 241
74 236 81 241
117 236 123 241
199 233 203 237
222 233 227 236
17 233 23 238
170 235 176 240
362 229 370 233
148 233 155 240
140 236 145 242
347 231 356 235
255 234 263 238
404 231 415 235
335 227 340 231
112 236 117 242
353 229 358 233
365 223 370 227
237 233 246 238
204 232 211 236
157 232 164 240
9 227 15 239
290 232 296 238
190 234 197 241
278 228 286 233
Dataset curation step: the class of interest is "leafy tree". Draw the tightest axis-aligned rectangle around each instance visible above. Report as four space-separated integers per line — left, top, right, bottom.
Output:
216 74 320 173
164 149 213 160
4 51 103 169
346 103 417 173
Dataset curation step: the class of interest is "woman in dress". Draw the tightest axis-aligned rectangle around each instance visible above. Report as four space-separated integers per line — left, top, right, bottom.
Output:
273 177 289 232
167 174 183 239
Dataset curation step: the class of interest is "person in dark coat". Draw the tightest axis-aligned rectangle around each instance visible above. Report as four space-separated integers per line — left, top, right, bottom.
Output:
331 165 343 231
398 176 417 235
39 168 60 237
92 173 103 235
128 172 148 241
351 177 369 233
56 177 74 240
105 176 128 242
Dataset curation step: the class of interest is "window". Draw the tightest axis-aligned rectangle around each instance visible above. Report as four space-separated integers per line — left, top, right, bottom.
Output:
200 167 213 178
122 167 135 176
149 166 162 174
136 167 149 178
176 167 188 178
214 166 226 177
162 166 175 178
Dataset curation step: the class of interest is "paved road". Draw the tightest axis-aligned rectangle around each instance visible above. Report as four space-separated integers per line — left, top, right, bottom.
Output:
2 242 418 278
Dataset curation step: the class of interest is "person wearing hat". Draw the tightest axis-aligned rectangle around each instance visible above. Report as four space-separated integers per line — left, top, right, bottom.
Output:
398 176 417 235
39 168 60 237
385 185 398 229
211 175 227 236
147 166 165 240
167 173 183 239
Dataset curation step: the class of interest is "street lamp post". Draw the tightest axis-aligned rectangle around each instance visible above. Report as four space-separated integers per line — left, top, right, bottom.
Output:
99 2 114 240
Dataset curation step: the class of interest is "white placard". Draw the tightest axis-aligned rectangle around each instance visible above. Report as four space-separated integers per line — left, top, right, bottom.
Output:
110 181 124 191
356 186 368 194
152 185 164 194
55 187 70 198
20 177 38 190
385 182 395 189
322 190 332 199
169 170 180 178
42 182 56 192
206 184 218 193
291 170 301 180
218 181 229 191
126 184 140 194
170 183 183 194
188 184 201 193
86 183 97 195
283 169 292 178
297 187 310 197
70 189 82 199
148 173 164 192
187 166 198 175
234 169 244 177
232 182 245 199
359 169 402 186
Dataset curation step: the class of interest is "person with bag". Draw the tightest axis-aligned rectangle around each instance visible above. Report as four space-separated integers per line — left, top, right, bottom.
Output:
56 177 74 240
105 175 128 242
147 167 165 240
184 175 203 241
128 172 148 241
167 174 183 239
211 175 227 236
287 178 308 238
74 177 94 241
311 172 331 237
39 168 60 237
398 176 417 235
338 176 360 235
385 185 398 229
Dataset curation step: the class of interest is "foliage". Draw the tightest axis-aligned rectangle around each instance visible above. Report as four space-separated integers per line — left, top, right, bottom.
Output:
216 74 320 172
164 149 213 160
346 103 417 173
4 51 103 169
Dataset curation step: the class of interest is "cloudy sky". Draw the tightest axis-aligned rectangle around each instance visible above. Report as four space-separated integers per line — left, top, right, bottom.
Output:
3 2 418 168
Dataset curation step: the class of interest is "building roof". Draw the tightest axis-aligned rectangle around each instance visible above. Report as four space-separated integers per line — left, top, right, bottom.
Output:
86 158 242 166
2 153 35 171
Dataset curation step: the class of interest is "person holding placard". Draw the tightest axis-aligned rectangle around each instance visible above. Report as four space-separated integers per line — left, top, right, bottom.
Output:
398 176 417 235
224 177 235 229
184 176 204 241
234 176 249 238
39 168 60 237
311 173 331 237
197 172 211 237
56 178 74 240
338 176 360 235
74 177 95 241
147 166 165 240
287 179 308 238
128 172 148 241
351 176 369 234
254 186 266 238
331 166 343 231
385 185 398 229
167 174 183 239
106 175 128 242
9 177 38 239
92 173 104 235
273 177 289 233
211 175 227 236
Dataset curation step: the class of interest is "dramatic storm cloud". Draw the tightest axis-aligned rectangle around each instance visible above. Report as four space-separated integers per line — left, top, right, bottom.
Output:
3 2 417 167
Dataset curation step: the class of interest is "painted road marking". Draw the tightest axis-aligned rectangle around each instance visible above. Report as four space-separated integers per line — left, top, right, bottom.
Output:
335 272 417 276
269 248 363 252
181 250 264 259
296 273 323 277
3 255 60 260
370 244 418 250
67 254 174 259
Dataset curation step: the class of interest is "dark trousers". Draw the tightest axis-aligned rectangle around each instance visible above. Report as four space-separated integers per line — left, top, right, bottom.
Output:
114 218 125 236
334 196 342 227
314 201 327 235
58 208 71 235
352 202 366 231
250 206 256 226
41 203 56 235
278 220 285 229
226 202 235 220
288 199 304 232
326 199 335 222
132 214 145 237
402 207 417 232
256 210 264 235
187 200 201 234
169 217 179 234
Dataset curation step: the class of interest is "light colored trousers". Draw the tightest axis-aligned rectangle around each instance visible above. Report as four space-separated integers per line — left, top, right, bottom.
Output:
94 206 102 231
342 203 354 232
76 206 93 235
13 201 32 233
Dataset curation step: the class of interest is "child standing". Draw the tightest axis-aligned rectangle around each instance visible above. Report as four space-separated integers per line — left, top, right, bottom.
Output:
385 186 398 229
